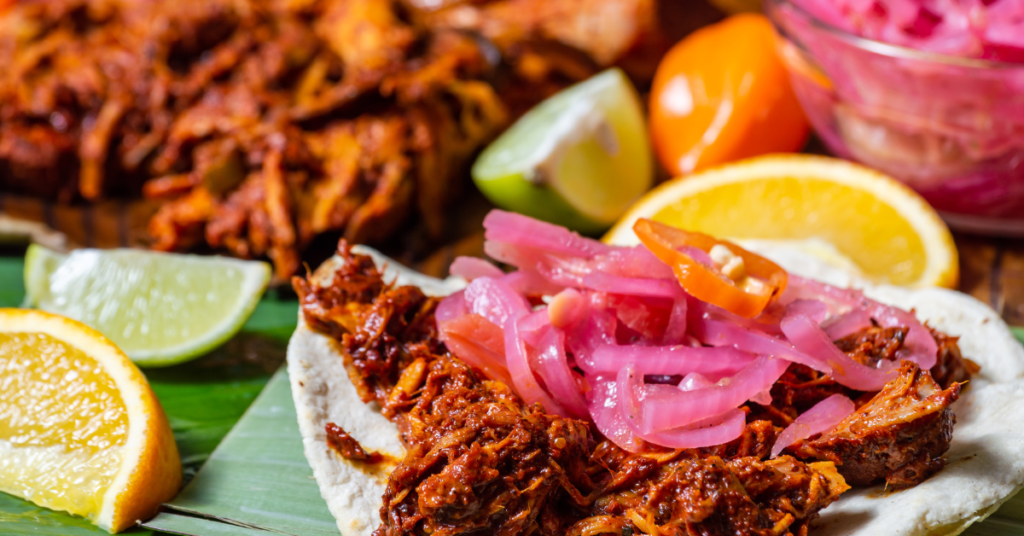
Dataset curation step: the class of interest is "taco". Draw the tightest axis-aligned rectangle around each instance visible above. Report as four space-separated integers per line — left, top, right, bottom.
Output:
286 210 1024 536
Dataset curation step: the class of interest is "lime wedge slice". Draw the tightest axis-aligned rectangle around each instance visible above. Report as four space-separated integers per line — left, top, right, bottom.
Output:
23 245 271 367
472 68 653 234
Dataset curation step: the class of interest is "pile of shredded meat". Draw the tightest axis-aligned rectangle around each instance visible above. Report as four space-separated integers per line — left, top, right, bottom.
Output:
293 243 975 536
0 0 662 278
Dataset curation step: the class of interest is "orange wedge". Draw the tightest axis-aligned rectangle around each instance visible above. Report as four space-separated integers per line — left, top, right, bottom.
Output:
0 308 180 532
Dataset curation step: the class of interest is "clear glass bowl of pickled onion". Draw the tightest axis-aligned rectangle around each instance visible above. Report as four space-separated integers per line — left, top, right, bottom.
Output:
764 0 1024 234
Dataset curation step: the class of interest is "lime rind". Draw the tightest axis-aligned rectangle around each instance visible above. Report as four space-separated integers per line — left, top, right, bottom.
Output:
23 245 271 367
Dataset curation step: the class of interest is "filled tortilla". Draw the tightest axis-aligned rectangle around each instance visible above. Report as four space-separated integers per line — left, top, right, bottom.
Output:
287 243 1024 536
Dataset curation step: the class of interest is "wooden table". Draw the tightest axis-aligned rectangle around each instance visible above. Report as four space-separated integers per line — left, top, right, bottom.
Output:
957 234 1024 326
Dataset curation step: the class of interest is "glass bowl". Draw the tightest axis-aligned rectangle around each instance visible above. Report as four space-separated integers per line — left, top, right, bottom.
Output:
764 0 1024 235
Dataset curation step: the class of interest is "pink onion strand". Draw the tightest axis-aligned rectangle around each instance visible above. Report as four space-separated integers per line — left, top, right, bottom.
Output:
780 312 896 391
640 357 790 433
449 256 505 281
771 394 856 458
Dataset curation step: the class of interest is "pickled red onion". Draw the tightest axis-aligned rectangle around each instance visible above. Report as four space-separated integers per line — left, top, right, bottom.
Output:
787 276 938 369
771 394 856 458
822 308 874 340
566 309 618 364
534 327 590 418
505 315 569 416
436 290 467 323
863 301 938 369
662 299 688 344
679 372 713 391
785 299 828 324
580 344 756 379
435 210 945 453
639 357 790 433
439 315 512 386
483 209 612 258
645 410 747 449
791 0 1024 61
618 365 747 448
548 288 587 329
464 276 531 327
580 272 687 298
587 376 644 453
518 309 550 348
449 256 504 281
503 270 565 297
780 312 896 391
694 317 831 373
592 247 674 280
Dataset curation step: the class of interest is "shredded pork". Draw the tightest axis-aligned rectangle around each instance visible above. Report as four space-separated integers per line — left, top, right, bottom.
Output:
295 243 853 536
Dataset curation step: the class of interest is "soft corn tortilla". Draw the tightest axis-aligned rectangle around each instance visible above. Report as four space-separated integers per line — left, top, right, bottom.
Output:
286 247 464 536
287 245 1024 536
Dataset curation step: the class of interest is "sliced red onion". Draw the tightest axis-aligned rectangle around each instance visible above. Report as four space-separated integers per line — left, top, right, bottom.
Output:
771 394 856 458
662 298 688 344
464 276 531 328
863 302 938 370
601 293 672 343
548 288 587 329
484 240 545 270
679 372 712 391
690 299 785 337
483 210 612 258
502 270 566 297
518 309 550 349
785 299 828 324
579 344 757 379
750 390 772 405
780 312 896 391
639 357 790 433
439 316 512 386
641 409 746 450
592 246 674 280
587 375 644 453
449 256 504 281
618 365 649 437
580 272 686 299
822 308 874 340
536 257 588 287
534 327 589 418
566 309 618 365
618 365 745 449
786 275 863 309
505 316 569 416
787 276 938 369
435 290 467 323
694 317 831 373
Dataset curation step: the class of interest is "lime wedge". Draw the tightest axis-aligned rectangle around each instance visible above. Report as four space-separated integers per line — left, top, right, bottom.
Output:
23 245 271 367
472 68 653 234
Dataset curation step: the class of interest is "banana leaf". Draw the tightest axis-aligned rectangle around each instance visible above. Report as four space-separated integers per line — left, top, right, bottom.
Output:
142 368 338 536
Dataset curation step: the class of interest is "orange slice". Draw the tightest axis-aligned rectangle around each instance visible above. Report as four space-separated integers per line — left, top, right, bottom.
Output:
605 154 958 288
